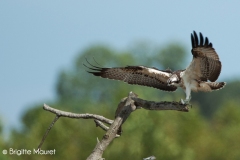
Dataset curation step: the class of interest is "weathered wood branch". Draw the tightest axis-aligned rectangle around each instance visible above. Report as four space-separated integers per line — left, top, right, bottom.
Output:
132 97 189 112
94 120 109 131
39 92 189 160
43 103 113 125
86 92 139 160
37 115 59 150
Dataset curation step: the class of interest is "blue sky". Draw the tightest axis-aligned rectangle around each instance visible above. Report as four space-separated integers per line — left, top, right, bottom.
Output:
1 1 240 135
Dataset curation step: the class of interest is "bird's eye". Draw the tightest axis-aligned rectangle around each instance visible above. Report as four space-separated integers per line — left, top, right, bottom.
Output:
167 79 171 84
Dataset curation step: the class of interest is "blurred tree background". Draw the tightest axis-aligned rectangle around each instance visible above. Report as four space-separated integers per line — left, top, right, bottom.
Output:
2 42 240 160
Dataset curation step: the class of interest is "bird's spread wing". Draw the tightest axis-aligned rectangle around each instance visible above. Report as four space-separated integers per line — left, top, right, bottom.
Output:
84 61 177 92
185 31 222 82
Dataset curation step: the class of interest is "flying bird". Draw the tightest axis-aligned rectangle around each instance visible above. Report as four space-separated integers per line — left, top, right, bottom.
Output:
84 31 226 104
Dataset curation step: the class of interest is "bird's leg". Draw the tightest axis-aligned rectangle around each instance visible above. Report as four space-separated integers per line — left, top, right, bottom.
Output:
181 87 192 105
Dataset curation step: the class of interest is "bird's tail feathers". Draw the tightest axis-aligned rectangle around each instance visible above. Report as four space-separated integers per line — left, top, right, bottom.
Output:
206 82 226 91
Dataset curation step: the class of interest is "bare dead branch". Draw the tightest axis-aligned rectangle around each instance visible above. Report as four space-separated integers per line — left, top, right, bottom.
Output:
38 104 114 150
94 120 109 131
37 115 59 150
86 92 138 160
132 97 189 112
43 103 113 124
94 120 120 138
40 92 189 159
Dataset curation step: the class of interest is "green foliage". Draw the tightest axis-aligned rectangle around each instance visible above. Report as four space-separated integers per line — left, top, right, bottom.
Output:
210 101 240 159
192 80 240 117
4 43 240 159
153 43 188 70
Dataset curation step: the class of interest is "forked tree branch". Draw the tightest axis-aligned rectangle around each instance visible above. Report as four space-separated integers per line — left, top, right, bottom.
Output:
38 92 188 159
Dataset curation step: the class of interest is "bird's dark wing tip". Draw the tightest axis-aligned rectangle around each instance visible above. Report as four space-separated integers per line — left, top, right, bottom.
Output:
191 31 213 48
83 58 107 74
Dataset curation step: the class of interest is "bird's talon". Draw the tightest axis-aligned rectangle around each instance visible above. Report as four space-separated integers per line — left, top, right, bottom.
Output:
180 99 185 104
180 99 191 106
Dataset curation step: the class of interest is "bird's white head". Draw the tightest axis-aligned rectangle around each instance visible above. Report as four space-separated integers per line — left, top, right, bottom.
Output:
167 74 180 86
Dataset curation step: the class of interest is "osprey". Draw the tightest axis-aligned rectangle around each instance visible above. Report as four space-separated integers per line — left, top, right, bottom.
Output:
85 31 226 104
